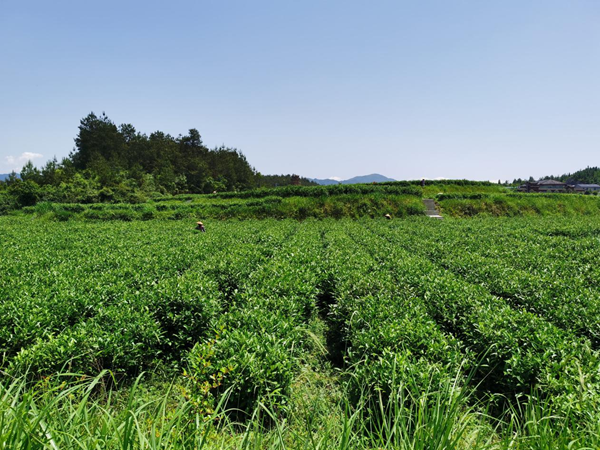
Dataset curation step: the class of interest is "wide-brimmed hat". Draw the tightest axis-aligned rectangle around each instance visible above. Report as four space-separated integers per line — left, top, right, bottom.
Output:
197 221 203 225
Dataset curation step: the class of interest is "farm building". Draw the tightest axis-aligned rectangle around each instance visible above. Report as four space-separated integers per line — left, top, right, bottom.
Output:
517 179 566 193
567 183 600 193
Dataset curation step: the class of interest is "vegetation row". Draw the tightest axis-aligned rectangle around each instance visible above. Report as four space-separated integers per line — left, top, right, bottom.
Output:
2 216 600 447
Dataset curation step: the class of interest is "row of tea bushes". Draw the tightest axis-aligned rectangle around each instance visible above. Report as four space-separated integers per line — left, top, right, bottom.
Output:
360 219 600 419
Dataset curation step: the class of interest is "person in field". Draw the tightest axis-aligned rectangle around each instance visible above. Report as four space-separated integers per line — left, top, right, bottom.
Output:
196 221 206 232
384 214 392 220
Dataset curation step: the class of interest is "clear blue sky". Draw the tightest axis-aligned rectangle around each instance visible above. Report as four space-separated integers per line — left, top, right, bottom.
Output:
1 0 599 181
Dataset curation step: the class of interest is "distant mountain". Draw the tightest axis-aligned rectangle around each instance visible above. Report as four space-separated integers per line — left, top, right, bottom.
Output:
310 178 341 185
0 173 17 182
341 174 396 184
310 173 395 185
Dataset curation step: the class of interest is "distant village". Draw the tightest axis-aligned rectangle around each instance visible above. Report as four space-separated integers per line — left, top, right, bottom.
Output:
517 180 600 193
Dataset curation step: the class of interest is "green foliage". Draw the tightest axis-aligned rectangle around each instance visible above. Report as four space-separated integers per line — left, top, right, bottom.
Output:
438 193 600 217
14 193 425 221
3 216 600 446
187 328 296 420
12 305 164 375
535 165 600 184
68 112 257 194
0 191 18 214
7 368 594 450
256 173 319 187
0 113 262 214
211 183 422 199
8 180 41 207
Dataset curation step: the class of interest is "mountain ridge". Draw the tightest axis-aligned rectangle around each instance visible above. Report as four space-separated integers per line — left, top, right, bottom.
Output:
310 173 395 185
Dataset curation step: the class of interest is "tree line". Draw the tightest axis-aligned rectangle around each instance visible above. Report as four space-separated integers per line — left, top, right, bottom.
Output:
0 112 314 210
512 166 600 186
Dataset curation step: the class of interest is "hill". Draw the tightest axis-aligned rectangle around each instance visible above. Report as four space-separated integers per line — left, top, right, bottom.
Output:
311 173 395 185
554 166 600 184
521 167 600 185
342 174 396 184
309 178 340 185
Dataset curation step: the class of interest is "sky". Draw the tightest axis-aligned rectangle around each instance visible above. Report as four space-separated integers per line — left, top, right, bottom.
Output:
1 0 599 181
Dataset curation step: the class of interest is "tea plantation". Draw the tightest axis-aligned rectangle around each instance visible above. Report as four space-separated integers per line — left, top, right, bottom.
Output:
2 215 600 448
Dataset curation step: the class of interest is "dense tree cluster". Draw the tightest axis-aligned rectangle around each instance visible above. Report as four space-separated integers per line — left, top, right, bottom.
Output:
69 112 257 194
514 167 600 186
0 112 311 209
550 166 600 184
256 174 317 188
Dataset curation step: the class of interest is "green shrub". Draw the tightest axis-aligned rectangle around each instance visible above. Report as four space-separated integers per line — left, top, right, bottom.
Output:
34 201 55 215
111 209 136 221
187 327 296 420
53 209 73 222
8 180 41 207
12 305 163 376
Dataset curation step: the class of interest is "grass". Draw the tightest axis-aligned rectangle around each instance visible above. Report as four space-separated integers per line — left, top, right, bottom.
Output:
3 361 599 449
0 368 466 449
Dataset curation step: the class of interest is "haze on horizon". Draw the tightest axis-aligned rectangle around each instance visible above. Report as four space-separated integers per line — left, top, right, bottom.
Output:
1 1 598 182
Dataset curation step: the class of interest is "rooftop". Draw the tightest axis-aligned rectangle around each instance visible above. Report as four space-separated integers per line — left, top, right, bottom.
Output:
537 179 565 185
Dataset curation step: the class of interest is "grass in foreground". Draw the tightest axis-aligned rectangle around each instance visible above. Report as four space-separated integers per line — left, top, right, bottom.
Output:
1 367 598 450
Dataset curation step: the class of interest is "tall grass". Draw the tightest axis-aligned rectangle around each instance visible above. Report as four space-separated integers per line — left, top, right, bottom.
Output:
3 368 597 449
0 371 218 449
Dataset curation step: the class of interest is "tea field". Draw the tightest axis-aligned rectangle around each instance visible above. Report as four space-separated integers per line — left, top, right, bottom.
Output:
2 215 600 448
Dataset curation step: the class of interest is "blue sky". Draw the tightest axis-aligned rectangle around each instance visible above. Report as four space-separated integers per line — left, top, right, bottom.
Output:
1 0 598 181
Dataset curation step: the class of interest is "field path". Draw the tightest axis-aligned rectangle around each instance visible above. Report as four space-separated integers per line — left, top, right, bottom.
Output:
423 198 443 219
